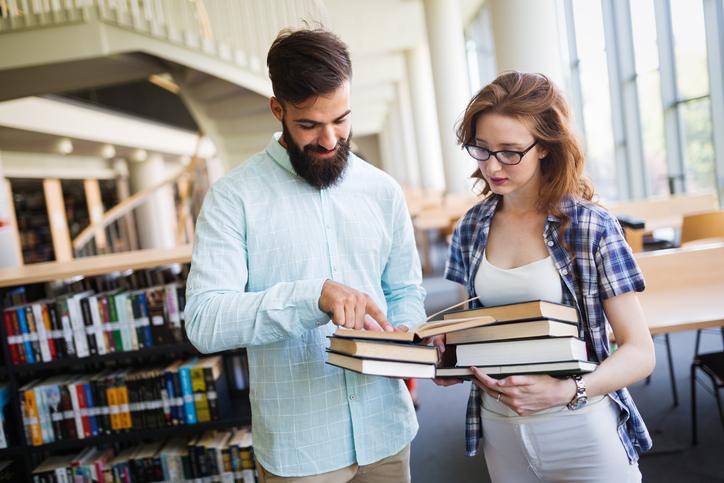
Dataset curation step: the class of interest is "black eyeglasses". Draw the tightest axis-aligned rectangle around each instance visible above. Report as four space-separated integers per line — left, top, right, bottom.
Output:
463 140 538 165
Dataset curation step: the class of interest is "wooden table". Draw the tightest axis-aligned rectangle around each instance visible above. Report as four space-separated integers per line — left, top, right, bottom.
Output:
636 242 724 335
633 243 724 408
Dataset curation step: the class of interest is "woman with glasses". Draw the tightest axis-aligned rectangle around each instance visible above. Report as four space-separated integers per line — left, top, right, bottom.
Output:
436 72 654 482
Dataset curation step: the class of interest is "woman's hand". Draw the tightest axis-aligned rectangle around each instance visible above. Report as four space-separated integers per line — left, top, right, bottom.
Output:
471 368 575 415
432 335 465 386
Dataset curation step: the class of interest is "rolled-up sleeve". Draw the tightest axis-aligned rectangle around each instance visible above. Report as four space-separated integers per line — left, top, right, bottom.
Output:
184 183 329 353
381 189 427 331
595 216 646 299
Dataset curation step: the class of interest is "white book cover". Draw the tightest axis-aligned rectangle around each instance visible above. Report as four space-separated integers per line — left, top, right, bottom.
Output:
455 337 588 367
32 304 52 363
88 296 107 355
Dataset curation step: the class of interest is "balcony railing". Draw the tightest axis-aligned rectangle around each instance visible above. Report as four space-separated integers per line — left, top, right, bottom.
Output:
0 0 326 74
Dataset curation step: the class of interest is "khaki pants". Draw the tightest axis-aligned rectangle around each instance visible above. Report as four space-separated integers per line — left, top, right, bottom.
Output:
257 445 411 483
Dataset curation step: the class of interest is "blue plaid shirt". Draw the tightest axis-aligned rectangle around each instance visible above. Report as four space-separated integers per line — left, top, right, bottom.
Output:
445 194 652 462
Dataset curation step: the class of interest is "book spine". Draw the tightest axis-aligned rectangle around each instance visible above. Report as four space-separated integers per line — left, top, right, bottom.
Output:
99 295 114 353
24 306 42 362
79 298 98 357
23 387 43 446
46 302 64 360
10 309 27 364
118 379 132 431
172 369 184 425
46 385 63 443
108 295 124 352
190 366 210 423
59 383 77 440
204 365 220 421
162 370 175 426
75 383 91 439
67 382 84 440
16 307 36 364
89 296 107 355
3 310 20 365
66 298 88 358
178 365 197 424
32 305 51 363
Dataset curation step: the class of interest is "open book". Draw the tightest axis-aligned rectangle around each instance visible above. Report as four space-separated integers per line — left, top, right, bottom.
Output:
333 315 497 343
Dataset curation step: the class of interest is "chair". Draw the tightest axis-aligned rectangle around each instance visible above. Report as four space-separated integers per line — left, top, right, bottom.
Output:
691 345 724 445
680 210 724 246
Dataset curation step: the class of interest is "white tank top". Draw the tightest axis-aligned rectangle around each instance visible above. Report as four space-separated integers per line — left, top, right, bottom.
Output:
474 250 563 307
474 250 605 418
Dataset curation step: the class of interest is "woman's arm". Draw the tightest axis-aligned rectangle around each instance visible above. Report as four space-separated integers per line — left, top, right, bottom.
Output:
471 291 655 414
577 291 656 397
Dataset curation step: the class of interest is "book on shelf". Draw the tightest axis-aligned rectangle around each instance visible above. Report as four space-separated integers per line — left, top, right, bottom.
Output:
445 318 579 345
0 385 8 449
443 299 578 324
453 336 588 367
435 360 599 379
333 315 496 343
32 427 259 482
17 354 238 446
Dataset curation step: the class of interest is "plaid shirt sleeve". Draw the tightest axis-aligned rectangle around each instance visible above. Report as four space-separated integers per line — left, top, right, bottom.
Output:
594 216 646 299
445 218 468 286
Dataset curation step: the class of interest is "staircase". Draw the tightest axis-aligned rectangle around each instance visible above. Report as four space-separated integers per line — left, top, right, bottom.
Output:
0 0 327 167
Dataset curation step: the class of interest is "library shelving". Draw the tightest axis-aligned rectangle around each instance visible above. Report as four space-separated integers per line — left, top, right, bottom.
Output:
0 245 252 481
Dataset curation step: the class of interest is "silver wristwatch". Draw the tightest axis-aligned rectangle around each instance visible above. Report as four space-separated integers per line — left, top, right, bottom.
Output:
566 374 588 410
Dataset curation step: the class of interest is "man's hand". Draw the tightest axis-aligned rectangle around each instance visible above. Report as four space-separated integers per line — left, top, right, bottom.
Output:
319 280 394 332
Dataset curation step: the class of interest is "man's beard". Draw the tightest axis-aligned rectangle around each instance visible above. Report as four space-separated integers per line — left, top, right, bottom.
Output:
282 121 351 189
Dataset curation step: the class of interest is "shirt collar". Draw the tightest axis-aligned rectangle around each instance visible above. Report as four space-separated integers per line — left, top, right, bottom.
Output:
265 132 296 175
479 194 580 226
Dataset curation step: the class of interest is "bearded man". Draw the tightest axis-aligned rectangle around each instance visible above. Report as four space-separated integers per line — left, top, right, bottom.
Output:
185 29 426 483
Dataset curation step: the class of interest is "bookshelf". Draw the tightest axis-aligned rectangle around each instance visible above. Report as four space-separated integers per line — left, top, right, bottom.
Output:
0 246 252 481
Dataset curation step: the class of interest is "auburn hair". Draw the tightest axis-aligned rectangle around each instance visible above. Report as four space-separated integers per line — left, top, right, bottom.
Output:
457 71 595 239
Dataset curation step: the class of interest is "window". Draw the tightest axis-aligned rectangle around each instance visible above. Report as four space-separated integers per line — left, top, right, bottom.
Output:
630 0 667 195
570 0 617 200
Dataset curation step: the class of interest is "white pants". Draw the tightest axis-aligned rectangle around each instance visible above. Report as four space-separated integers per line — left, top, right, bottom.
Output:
481 397 642 483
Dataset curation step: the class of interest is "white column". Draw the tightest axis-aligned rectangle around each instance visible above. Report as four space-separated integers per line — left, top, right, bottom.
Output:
423 0 474 194
396 79 422 188
0 152 22 267
488 0 565 85
405 44 447 191
379 104 408 184
128 154 177 250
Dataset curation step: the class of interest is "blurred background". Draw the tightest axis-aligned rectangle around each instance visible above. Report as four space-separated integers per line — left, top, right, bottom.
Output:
0 1 722 482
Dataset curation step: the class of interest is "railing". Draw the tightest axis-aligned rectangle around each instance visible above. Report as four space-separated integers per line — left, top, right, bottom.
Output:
0 0 326 73
72 155 211 258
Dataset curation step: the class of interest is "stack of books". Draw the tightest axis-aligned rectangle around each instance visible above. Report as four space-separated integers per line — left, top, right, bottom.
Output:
326 300 597 379
436 300 597 378
19 355 232 446
31 427 258 482
326 316 496 378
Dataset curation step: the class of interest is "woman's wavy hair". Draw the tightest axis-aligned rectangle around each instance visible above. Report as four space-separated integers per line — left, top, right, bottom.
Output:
456 71 595 239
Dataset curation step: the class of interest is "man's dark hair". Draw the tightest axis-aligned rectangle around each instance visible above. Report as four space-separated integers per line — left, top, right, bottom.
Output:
267 29 352 105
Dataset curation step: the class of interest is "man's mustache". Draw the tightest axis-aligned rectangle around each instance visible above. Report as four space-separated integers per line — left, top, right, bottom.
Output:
305 144 337 154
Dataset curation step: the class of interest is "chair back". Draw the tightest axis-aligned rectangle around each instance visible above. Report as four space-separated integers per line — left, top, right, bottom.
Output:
680 210 724 245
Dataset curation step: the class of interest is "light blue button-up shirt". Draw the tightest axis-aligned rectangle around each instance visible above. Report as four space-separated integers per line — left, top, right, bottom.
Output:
185 134 426 477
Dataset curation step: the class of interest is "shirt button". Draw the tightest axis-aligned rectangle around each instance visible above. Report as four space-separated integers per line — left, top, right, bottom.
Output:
349 394 357 401
561 268 569 275
547 240 554 247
